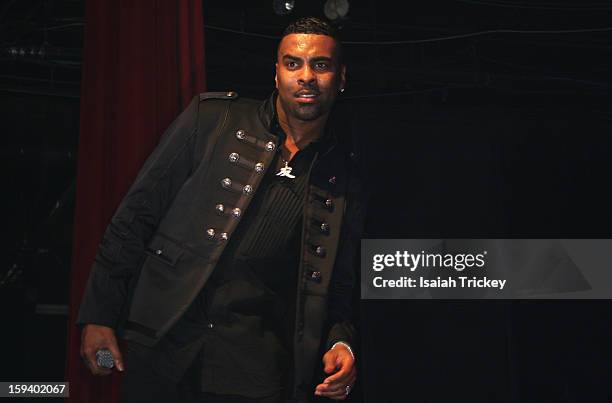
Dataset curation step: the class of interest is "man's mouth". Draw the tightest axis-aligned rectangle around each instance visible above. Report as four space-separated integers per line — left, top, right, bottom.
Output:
295 91 320 102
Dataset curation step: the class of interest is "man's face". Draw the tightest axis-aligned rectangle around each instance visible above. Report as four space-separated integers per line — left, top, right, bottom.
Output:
275 33 346 122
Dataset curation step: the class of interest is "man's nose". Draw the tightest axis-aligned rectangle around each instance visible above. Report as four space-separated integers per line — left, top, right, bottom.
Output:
297 65 316 86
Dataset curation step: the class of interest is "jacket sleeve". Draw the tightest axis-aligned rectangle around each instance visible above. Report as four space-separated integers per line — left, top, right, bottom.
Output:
324 163 368 353
76 95 204 329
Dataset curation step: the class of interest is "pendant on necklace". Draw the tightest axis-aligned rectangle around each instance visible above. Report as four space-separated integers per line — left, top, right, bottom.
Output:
276 160 296 179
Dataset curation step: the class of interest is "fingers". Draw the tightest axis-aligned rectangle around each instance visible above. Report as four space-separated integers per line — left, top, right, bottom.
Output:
323 364 350 385
322 350 354 384
315 370 357 400
80 324 123 376
315 349 357 399
317 367 356 391
323 350 340 374
106 338 125 372
81 345 111 376
323 359 340 376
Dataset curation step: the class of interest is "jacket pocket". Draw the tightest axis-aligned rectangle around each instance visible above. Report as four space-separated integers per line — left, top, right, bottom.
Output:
144 234 184 267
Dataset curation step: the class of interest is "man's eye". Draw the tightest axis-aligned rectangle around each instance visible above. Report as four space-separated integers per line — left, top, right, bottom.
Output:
287 61 297 68
315 62 329 70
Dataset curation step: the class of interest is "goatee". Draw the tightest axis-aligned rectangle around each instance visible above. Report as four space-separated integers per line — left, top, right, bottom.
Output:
292 103 322 121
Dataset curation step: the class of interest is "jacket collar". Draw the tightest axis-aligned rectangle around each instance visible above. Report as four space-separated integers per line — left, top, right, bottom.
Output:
258 90 340 158
258 90 278 133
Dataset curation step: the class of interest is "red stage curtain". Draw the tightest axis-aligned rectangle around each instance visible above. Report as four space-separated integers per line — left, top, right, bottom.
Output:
65 1 206 401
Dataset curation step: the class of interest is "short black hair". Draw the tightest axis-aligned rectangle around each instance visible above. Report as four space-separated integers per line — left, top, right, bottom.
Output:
278 17 344 65
282 16 339 38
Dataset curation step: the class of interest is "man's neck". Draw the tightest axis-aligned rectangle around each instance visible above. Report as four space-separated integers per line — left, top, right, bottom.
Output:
276 97 328 159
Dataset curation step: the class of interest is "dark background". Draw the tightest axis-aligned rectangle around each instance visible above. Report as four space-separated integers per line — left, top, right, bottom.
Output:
2 0 612 402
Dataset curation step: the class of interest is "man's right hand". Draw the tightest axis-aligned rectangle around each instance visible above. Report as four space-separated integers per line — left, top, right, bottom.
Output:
80 324 125 375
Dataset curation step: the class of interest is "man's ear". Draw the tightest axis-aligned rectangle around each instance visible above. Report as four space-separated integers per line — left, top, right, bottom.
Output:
275 62 279 88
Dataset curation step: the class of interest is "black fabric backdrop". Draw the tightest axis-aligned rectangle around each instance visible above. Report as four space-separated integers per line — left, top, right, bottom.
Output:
347 100 612 403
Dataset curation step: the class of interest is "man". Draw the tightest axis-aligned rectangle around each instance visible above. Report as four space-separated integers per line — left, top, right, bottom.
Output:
78 17 366 403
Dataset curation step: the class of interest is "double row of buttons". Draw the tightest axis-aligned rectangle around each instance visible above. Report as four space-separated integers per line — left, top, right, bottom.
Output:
204 129 277 242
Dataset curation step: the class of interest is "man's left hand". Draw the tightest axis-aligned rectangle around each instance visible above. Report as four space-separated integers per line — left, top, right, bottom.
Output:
314 344 356 400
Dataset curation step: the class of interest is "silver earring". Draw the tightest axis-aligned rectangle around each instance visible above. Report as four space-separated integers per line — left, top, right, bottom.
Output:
340 88 345 93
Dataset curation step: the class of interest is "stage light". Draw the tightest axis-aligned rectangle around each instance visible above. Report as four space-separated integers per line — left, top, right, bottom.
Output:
324 0 349 20
273 0 295 15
